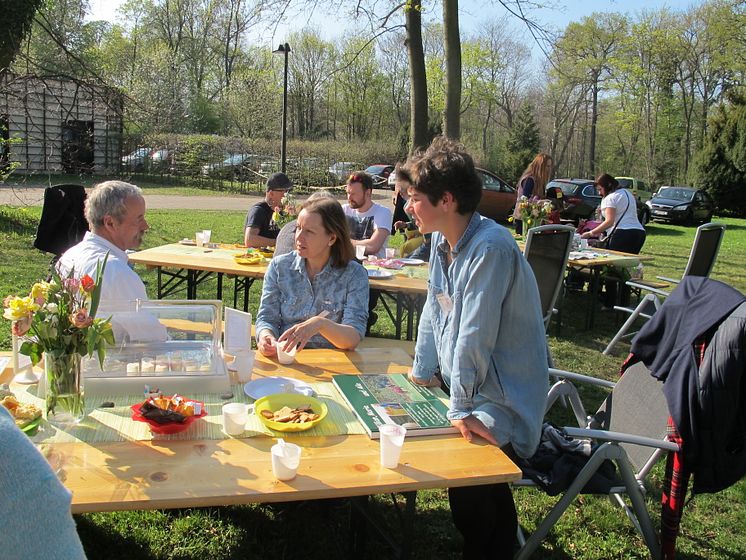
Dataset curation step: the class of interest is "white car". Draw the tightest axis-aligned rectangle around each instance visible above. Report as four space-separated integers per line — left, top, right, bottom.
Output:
327 161 359 183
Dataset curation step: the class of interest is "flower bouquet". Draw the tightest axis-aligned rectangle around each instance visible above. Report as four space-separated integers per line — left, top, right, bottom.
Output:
271 192 299 229
3 258 114 426
510 195 555 230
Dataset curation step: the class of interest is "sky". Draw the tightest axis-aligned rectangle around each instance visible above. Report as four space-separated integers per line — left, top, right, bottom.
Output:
87 0 697 56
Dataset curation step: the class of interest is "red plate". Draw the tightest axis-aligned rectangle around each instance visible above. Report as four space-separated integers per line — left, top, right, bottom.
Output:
131 400 207 434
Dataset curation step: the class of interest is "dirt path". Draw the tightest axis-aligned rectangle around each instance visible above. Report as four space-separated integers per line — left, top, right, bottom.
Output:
0 185 395 211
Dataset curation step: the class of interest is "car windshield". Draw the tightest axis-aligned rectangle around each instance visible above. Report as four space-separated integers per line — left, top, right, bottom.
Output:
658 187 694 202
617 179 632 189
365 165 388 174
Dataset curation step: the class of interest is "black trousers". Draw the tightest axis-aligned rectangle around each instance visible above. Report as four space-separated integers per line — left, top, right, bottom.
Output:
448 446 519 560
604 228 646 306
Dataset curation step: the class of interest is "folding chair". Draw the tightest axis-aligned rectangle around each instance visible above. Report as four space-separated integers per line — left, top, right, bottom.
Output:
515 362 679 560
603 222 726 354
523 224 575 331
33 183 88 260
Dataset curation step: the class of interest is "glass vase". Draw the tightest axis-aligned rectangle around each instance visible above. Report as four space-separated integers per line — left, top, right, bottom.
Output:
45 353 85 427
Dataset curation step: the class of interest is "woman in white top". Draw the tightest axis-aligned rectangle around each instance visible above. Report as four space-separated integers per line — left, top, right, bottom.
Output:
581 173 646 307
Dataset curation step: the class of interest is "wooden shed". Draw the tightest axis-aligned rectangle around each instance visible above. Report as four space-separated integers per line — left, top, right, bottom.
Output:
1 74 123 174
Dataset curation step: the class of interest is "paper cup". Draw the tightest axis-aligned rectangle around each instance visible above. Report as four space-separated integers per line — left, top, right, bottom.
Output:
271 441 301 480
275 341 297 365
195 232 205 247
379 424 407 468
222 402 248 436
355 245 366 260
202 229 212 244
385 247 396 259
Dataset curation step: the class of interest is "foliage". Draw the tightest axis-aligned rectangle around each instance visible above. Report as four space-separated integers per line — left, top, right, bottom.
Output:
695 91 746 216
506 103 541 183
0 0 44 71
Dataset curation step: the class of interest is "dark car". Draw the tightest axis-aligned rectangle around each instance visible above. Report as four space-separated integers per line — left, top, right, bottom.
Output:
546 179 601 224
364 164 395 188
646 186 714 225
476 168 516 222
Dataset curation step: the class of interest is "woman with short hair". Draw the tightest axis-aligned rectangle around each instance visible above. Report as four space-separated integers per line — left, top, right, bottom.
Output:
256 197 369 355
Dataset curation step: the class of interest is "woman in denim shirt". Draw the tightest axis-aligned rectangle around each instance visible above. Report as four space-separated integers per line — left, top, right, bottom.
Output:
256 197 369 355
398 136 549 558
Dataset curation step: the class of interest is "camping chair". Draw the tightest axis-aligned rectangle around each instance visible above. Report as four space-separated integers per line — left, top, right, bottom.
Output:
523 224 575 331
33 183 88 267
603 222 726 355
515 362 679 560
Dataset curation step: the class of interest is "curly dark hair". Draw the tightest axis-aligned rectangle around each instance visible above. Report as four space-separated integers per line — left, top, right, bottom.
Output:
395 136 482 215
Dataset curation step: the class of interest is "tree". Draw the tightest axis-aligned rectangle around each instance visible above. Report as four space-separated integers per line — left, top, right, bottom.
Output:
406 0 428 153
695 91 746 216
505 102 540 181
1 0 44 72
442 0 460 139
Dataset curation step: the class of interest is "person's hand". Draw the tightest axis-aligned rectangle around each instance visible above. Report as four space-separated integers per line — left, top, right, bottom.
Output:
581 231 593 239
278 316 325 352
257 331 277 357
451 415 499 445
407 367 441 388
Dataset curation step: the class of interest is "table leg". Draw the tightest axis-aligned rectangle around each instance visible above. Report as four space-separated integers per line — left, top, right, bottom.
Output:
587 267 600 330
217 273 223 300
349 492 417 559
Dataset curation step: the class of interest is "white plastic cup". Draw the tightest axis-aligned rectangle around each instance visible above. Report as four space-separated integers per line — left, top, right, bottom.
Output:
222 402 248 436
355 245 366 260
385 247 396 259
202 229 212 244
195 232 205 247
271 440 302 480
379 424 407 468
580 238 589 250
275 341 297 365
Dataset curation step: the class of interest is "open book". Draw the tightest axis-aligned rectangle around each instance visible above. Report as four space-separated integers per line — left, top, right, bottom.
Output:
332 373 456 439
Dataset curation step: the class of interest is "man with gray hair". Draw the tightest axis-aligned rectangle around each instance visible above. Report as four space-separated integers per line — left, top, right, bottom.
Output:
58 180 149 304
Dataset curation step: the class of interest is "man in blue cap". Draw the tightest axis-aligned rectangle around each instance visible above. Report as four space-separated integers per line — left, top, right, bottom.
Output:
244 172 293 248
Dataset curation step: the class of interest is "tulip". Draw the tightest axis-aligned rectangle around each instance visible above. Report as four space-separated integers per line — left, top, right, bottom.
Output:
80 274 96 293
12 316 32 337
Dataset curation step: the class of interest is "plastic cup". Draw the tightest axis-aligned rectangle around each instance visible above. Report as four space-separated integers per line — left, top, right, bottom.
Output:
222 402 248 436
271 439 301 480
275 341 297 365
202 229 212 244
385 247 396 259
580 238 589 250
195 232 205 247
355 245 366 260
379 424 407 468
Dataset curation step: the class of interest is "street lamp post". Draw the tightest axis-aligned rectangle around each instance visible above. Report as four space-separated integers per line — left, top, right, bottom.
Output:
273 42 290 174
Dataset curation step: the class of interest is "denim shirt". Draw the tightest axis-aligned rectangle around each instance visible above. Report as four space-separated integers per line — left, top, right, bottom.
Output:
255 252 369 348
411 213 549 458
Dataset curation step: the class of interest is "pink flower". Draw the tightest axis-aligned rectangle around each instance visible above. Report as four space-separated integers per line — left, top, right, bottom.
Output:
69 308 93 329
80 275 96 293
12 315 32 336
64 278 81 293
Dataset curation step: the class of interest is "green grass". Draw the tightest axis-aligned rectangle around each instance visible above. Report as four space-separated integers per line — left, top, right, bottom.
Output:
2 204 746 559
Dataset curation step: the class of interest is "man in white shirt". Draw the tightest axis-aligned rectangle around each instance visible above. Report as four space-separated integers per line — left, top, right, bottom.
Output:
58 181 149 305
343 172 392 258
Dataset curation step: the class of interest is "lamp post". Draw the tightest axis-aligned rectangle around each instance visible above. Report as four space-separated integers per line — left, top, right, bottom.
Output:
273 42 291 174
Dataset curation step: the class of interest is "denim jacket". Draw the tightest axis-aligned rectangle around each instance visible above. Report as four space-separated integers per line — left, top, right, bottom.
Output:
411 213 548 458
256 252 369 348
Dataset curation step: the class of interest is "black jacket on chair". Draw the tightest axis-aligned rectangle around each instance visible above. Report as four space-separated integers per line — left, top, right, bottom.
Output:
33 184 88 257
630 276 746 493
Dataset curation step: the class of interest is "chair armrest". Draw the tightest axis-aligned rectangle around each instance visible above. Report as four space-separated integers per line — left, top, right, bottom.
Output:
656 275 680 284
548 368 616 389
626 280 670 297
563 427 680 452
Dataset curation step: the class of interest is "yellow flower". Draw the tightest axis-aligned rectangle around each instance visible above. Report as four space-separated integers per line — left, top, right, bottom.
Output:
3 296 40 321
30 282 50 304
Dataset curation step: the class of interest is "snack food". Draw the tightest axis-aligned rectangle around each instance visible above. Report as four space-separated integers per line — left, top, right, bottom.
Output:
0 394 42 429
260 404 320 424
138 393 202 424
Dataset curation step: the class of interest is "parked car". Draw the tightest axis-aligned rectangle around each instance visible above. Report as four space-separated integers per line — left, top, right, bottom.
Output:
364 164 395 188
546 179 602 224
328 161 359 183
476 168 516 222
121 147 152 172
201 153 261 180
616 176 652 224
646 186 714 225
149 148 171 172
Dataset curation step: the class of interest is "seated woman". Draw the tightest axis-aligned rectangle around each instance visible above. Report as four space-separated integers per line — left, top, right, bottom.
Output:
256 197 369 355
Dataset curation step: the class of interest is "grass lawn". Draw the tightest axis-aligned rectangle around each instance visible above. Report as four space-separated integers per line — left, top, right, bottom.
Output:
2 203 745 559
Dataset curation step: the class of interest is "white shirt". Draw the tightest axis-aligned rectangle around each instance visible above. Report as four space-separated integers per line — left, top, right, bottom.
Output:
601 188 644 232
342 202 392 257
57 232 147 305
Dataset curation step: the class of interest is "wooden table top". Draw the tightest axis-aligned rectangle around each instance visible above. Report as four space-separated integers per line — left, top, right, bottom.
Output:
5 348 521 513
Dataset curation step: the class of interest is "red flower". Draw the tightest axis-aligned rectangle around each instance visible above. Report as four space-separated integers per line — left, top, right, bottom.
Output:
80 275 96 293
70 308 93 329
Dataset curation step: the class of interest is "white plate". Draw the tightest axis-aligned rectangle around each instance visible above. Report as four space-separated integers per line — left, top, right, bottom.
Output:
179 238 196 246
243 376 315 400
367 269 394 279
398 258 425 266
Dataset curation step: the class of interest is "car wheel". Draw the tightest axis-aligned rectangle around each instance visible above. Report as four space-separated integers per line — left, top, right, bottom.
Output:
705 212 713 223
684 209 695 226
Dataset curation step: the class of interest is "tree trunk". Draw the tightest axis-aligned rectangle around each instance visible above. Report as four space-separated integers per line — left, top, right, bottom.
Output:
589 74 599 176
406 0 428 154
443 0 461 140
